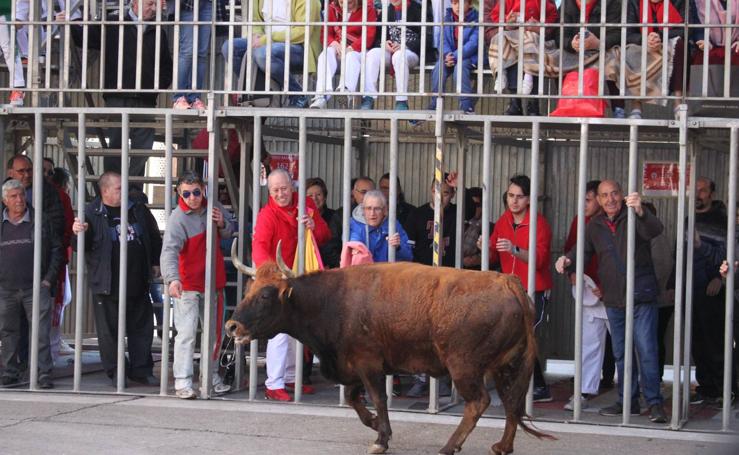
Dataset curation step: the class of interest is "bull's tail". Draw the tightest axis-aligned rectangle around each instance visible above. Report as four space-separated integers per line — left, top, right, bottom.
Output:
501 278 557 442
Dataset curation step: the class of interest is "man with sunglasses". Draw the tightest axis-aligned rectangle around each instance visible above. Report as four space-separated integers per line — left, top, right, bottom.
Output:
72 172 162 387
160 171 233 399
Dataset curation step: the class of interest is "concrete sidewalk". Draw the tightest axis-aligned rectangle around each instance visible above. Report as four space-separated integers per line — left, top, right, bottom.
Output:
0 391 737 455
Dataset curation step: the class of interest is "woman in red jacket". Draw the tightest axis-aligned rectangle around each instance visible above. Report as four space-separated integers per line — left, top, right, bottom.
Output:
310 0 377 108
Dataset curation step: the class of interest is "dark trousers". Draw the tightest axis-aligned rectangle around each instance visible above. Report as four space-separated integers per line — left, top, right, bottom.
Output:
0 286 53 379
657 305 674 379
692 290 737 397
93 293 154 378
104 97 155 182
533 292 548 389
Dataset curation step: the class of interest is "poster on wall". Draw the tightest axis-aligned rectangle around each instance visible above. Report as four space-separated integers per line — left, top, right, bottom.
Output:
262 154 299 186
642 161 691 197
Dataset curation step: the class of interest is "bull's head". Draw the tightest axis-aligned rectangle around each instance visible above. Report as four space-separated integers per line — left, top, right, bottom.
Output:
225 240 295 344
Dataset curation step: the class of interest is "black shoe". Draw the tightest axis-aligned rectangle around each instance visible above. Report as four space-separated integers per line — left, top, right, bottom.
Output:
599 379 614 390
599 401 640 416
533 386 553 403
406 380 428 398
649 404 667 423
438 380 452 397
38 375 54 389
526 99 541 116
128 374 158 386
504 98 523 115
1 376 19 386
109 374 129 388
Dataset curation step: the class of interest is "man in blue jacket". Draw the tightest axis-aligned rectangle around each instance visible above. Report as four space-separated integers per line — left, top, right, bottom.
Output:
349 190 412 262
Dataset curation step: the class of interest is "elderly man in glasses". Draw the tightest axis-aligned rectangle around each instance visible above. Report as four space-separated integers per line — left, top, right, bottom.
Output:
160 170 234 399
72 171 162 388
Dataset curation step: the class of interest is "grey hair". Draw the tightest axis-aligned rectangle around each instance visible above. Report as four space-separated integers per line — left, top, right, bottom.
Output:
267 168 293 189
363 189 386 208
2 179 25 199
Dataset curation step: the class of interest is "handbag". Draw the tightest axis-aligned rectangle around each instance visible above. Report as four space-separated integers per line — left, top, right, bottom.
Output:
550 68 607 118
605 232 659 304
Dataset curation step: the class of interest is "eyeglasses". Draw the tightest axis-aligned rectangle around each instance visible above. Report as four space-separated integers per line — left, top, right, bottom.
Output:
363 206 384 213
181 189 202 199
13 168 32 175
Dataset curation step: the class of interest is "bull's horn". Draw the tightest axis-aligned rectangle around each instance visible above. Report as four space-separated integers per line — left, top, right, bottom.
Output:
275 240 296 279
230 239 256 277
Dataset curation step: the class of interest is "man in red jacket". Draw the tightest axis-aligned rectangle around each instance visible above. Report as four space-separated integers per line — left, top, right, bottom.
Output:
252 168 331 400
478 174 553 402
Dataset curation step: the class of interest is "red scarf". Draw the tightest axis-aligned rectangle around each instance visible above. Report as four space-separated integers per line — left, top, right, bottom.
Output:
575 0 597 23
452 11 460 43
640 0 683 34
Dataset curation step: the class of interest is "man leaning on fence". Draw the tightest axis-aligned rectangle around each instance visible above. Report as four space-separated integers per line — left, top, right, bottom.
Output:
160 171 233 400
555 180 668 423
61 0 173 180
0 179 63 389
72 172 162 387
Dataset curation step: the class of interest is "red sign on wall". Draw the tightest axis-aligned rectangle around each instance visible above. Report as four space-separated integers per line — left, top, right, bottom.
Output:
269 154 299 182
642 161 691 197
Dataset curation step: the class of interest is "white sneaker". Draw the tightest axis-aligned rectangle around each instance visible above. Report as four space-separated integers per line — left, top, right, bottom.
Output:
212 373 231 395
494 72 507 92
521 73 534 95
564 394 589 411
58 340 75 355
176 387 197 399
309 96 327 109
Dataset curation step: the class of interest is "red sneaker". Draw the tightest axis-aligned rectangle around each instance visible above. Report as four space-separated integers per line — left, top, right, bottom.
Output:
265 387 291 401
285 383 315 395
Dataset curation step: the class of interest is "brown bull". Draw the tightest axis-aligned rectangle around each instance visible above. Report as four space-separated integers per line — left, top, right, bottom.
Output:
226 241 554 455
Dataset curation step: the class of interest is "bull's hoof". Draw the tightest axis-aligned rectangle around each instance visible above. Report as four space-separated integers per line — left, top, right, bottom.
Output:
367 443 388 454
490 442 512 455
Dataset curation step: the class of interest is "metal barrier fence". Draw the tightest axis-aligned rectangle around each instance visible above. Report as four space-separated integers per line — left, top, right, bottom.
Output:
3 0 739 110
0 107 737 434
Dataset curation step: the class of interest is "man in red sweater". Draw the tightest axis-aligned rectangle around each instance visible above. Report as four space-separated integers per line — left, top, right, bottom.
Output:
478 174 553 402
252 168 331 400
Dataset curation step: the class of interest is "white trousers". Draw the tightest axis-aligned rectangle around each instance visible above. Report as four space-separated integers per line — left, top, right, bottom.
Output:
315 48 361 95
14 0 52 58
365 47 420 101
0 16 24 87
265 332 296 389
581 314 610 395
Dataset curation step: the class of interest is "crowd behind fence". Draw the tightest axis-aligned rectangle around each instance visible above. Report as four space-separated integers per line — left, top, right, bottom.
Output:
0 0 738 116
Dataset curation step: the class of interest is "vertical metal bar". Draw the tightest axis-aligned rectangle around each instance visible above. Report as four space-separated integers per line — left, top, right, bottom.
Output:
572 122 587 421
455 131 465 268
723 1 735 98
117 112 130 393
675 107 689 424
454 0 464 94
249 115 262 401
722 128 738 430
192 0 200 92
160 114 173 396
116 0 125 90
30 112 44 390
495 0 505 96
73 113 86 392
481 121 491 271
135 0 143 90
622 125 639 424
526 122 542 417
701 0 710 97
153 0 162 91
294 116 308 403
201 100 219 399
387 118 399 407
340 118 352 407
429 104 444 415
679 112 693 422
28 0 39 107
234 127 248 391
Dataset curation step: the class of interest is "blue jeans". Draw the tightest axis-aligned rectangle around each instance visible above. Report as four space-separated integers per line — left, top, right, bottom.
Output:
221 38 249 84
429 58 475 110
252 43 306 93
174 1 213 103
606 304 663 406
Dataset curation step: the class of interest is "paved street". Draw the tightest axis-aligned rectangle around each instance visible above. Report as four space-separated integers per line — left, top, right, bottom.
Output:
1 391 737 454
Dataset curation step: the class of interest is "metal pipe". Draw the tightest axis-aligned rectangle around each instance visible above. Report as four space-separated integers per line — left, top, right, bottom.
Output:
526 121 543 417
159 113 173 396
387 117 399 407
294 116 308 403
30 112 44 390
572 122 587 421
722 127 738 430
455 131 465 268
675 106 690 423
622 124 638 424
116 112 130 393
249 116 262 401
73 113 86 392
481 121 491 271
201 97 219 399
234 124 249 392
340 117 352 407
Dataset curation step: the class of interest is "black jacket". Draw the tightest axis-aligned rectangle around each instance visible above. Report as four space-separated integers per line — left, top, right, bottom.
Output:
566 204 664 308
69 9 173 105
0 206 64 287
555 0 624 53
626 0 685 45
318 207 342 269
74 198 162 296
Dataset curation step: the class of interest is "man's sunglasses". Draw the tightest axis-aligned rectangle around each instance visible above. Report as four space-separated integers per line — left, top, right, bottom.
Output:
181 189 202 199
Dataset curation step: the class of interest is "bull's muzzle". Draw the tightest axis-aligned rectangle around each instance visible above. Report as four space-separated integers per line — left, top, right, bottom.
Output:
225 320 251 344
